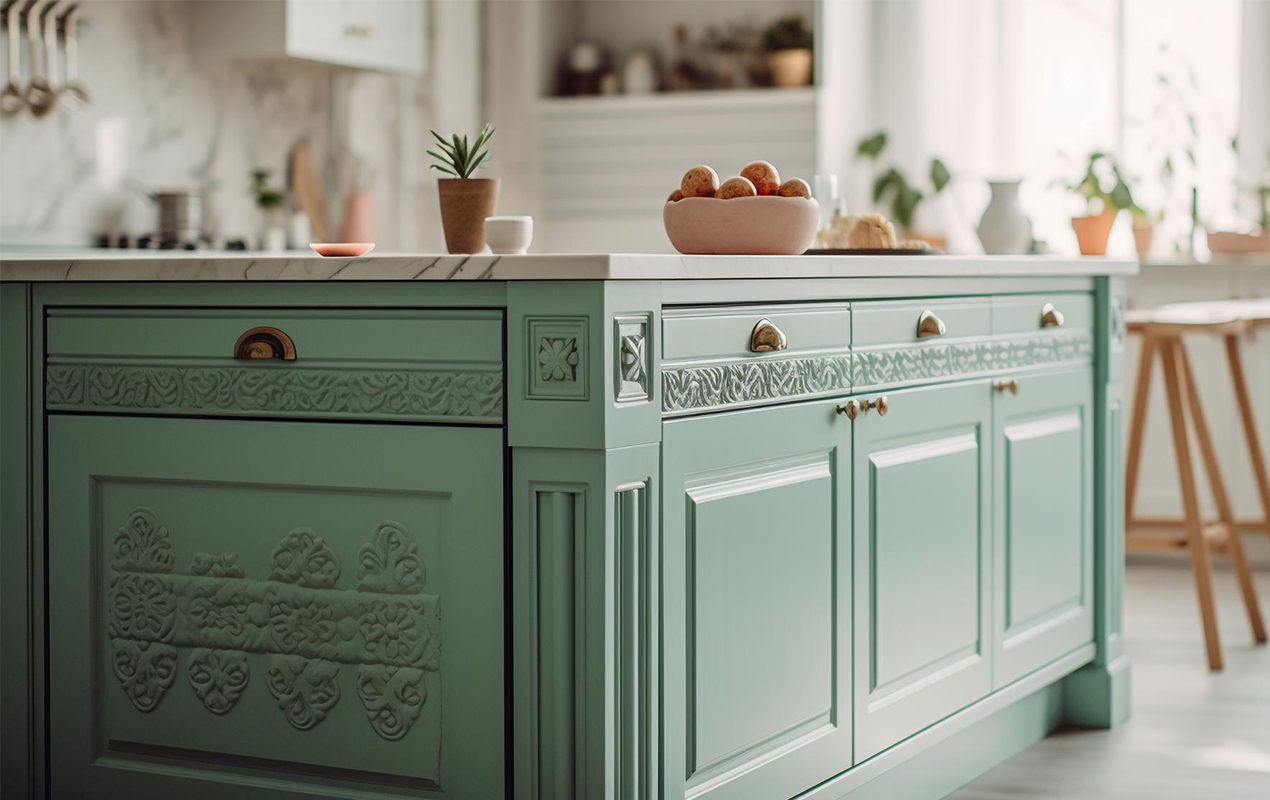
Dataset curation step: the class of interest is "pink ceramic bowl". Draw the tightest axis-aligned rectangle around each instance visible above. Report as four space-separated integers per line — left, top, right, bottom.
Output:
663 196 820 255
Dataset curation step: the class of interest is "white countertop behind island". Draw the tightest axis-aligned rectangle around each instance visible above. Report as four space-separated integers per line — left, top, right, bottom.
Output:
0 251 1138 282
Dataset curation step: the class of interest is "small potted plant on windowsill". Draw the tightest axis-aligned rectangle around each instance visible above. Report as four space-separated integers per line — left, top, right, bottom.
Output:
762 15 813 87
429 124 497 254
1064 151 1141 256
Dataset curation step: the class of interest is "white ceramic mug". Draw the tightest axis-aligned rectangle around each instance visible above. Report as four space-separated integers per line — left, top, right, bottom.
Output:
484 216 534 255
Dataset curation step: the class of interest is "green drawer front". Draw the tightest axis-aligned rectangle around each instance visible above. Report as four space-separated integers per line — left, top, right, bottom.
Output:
661 303 851 416
45 307 504 424
852 296 1092 391
852 297 992 347
992 293 1093 337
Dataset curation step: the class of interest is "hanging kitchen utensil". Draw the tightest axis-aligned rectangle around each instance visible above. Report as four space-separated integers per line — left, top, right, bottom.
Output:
0 1 24 115
24 0 54 116
58 1 84 109
41 0 62 96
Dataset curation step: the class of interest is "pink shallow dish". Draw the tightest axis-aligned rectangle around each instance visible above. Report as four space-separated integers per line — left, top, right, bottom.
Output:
310 243 375 257
663 196 820 255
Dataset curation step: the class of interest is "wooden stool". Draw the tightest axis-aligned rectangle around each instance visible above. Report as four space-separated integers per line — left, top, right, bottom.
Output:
1124 300 1270 671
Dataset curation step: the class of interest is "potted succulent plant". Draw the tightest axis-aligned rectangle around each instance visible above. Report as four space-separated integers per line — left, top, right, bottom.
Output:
251 168 287 252
428 124 497 254
1064 152 1141 256
762 15 813 87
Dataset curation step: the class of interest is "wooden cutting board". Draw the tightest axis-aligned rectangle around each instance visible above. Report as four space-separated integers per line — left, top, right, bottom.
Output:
289 142 330 243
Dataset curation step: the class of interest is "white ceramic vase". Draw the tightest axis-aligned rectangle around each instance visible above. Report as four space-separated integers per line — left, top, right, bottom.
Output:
978 180 1032 255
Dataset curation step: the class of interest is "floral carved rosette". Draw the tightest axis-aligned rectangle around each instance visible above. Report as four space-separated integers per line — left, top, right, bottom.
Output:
107 509 440 741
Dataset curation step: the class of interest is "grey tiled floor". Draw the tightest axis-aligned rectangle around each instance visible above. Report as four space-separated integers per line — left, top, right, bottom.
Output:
950 558 1270 800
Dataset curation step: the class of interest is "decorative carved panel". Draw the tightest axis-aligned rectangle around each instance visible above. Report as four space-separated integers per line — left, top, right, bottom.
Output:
526 317 589 400
614 314 652 403
107 508 440 741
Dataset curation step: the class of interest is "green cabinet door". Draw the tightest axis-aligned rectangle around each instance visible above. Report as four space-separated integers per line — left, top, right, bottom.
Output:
992 368 1094 688
662 398 852 800
47 415 504 800
853 381 993 761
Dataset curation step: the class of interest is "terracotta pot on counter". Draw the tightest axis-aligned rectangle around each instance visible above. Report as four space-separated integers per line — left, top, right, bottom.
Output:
438 178 500 254
1071 210 1117 256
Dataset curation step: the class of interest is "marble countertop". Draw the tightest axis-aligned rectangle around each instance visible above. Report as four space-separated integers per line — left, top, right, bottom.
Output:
0 251 1139 282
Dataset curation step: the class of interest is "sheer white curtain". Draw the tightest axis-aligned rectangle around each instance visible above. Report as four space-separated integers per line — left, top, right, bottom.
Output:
856 0 1258 253
851 0 1120 253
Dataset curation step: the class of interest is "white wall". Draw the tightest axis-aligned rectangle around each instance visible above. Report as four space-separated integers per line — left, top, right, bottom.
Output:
0 0 481 251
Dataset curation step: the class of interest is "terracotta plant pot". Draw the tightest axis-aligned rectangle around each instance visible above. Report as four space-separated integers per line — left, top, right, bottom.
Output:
1131 222 1154 260
1071 210 1117 256
437 178 500 254
767 48 812 87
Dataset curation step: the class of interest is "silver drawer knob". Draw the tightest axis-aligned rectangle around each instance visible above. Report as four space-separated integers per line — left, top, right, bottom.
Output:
917 309 946 338
1041 302 1065 328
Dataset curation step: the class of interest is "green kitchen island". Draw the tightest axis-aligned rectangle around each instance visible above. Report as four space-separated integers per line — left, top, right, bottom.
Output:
0 252 1134 800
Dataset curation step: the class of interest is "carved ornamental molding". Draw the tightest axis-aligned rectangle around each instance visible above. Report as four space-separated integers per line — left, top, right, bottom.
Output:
662 355 853 415
46 364 503 422
661 331 1093 414
851 331 1093 389
107 508 439 742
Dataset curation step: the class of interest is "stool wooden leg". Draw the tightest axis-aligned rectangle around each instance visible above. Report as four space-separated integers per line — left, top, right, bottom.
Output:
1177 340 1267 644
1225 333 1270 538
1125 335 1157 527
1160 337 1223 670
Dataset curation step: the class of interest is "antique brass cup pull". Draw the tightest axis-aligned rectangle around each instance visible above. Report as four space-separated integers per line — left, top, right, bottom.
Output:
993 379 1020 395
917 309 946 338
233 326 297 361
749 318 788 352
1040 302 1065 328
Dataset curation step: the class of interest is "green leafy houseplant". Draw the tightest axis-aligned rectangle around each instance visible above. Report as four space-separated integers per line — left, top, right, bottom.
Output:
250 169 285 211
762 15 813 87
428 124 495 179
429 124 501 254
855 131 951 232
762 15 812 51
1060 151 1141 256
1064 151 1142 218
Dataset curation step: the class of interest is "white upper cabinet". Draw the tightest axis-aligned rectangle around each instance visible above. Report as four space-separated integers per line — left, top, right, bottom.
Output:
191 0 425 75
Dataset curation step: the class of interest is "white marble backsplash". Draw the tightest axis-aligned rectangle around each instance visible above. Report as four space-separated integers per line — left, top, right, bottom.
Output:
0 0 459 251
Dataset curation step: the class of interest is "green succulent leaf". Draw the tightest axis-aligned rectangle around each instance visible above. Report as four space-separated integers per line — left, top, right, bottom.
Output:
930 158 950 193
429 123 496 178
893 185 923 229
857 131 887 160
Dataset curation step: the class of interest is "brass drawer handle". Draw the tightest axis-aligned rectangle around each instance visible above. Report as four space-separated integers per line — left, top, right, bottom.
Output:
837 395 888 420
1040 302 1065 328
749 318 788 352
917 309 946 338
234 326 297 361
993 379 1019 395
837 400 860 419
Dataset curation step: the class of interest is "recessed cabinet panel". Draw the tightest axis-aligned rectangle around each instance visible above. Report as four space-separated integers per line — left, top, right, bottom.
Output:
663 400 852 800
993 369 1094 688
871 435 982 688
48 416 503 800
854 382 992 761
